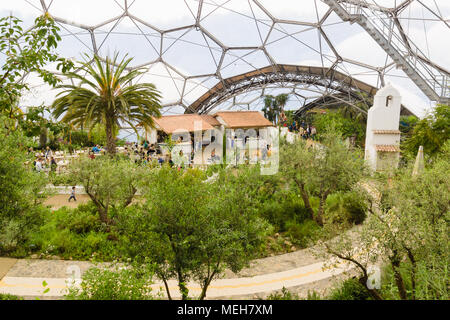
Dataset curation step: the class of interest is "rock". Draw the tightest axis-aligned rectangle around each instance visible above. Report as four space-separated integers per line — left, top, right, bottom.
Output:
50 255 60 260
274 233 280 238
290 246 296 252
30 254 39 259
284 240 292 247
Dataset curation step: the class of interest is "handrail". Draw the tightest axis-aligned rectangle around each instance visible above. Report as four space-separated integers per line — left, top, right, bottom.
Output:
324 0 449 101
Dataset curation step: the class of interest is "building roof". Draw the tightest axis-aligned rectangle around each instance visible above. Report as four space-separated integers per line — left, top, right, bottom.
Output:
373 130 401 134
201 114 221 127
375 145 400 152
213 111 273 129
153 114 218 134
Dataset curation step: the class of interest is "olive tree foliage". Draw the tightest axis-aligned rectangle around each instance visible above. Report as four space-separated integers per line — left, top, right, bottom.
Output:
402 104 449 160
69 157 146 225
319 143 449 300
65 263 159 300
118 166 270 300
0 13 73 117
0 117 48 254
280 131 368 226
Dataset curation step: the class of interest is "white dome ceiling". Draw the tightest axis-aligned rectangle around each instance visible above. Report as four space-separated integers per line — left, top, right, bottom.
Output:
3 0 449 118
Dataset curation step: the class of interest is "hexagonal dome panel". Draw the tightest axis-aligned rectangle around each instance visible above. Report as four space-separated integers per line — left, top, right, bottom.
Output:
2 0 448 119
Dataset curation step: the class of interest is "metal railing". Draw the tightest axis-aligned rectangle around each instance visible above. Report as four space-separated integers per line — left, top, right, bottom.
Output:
324 0 449 102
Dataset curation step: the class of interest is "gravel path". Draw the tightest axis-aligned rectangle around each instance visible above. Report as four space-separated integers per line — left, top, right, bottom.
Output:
44 195 90 210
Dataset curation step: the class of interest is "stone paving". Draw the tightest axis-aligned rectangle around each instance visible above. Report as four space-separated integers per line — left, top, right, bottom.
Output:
0 241 357 300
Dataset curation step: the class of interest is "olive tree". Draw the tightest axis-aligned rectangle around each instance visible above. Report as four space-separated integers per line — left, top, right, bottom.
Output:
0 117 47 254
70 157 145 225
280 132 368 225
119 166 269 300
0 13 73 117
320 143 449 300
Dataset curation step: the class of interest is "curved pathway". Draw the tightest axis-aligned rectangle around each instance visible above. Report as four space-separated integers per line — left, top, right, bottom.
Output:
0 240 357 300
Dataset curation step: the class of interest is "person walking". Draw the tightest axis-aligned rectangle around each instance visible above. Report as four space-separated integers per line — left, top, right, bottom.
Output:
68 186 77 202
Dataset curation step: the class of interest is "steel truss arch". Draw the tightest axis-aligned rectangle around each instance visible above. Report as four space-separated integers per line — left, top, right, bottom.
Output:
186 64 380 114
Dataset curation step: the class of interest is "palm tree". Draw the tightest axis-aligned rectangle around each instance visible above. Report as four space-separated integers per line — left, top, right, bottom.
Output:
263 94 289 125
275 93 288 112
263 95 275 123
275 93 289 125
52 53 162 155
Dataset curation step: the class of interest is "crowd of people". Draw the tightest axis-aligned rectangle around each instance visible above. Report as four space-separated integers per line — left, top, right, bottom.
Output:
279 112 318 140
122 140 216 170
29 146 58 173
121 137 273 169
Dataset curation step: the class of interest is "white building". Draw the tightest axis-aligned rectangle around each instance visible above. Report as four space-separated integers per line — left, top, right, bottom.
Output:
364 83 402 171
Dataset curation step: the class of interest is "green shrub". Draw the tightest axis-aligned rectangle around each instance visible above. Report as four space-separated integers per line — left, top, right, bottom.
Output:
28 202 114 260
267 287 300 300
56 203 101 234
305 290 322 300
328 278 372 300
49 173 78 186
258 192 310 232
325 191 367 225
0 293 22 300
285 219 320 248
341 192 367 224
65 264 158 300
0 120 48 255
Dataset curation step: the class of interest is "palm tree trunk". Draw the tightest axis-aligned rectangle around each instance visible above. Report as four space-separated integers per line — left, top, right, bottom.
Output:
105 118 116 156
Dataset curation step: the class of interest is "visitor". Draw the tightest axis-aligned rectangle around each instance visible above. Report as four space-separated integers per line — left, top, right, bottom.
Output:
157 156 164 166
299 126 305 137
88 151 95 160
143 140 148 149
44 146 53 161
92 145 100 153
50 157 57 173
311 126 317 140
148 144 156 155
262 144 268 160
133 150 140 163
267 145 272 158
68 186 77 202
209 149 221 164
35 158 43 172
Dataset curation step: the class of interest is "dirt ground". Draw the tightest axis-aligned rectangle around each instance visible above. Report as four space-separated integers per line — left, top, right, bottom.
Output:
44 194 90 210
43 194 143 210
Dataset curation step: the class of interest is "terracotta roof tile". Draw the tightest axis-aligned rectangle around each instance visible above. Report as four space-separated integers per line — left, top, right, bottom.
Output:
213 111 273 129
153 114 217 134
375 144 400 152
373 130 401 134
201 114 221 127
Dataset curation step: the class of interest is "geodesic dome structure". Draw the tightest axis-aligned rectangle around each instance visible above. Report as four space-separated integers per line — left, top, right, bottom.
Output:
10 0 450 120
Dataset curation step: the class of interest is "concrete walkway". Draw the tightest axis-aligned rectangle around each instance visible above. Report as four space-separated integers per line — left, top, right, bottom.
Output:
0 246 355 300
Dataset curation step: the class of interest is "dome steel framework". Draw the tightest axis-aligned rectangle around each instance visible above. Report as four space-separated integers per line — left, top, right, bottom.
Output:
17 0 450 119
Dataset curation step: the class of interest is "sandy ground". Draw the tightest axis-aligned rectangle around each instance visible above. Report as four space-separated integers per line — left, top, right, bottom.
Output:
0 258 17 280
44 194 90 210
